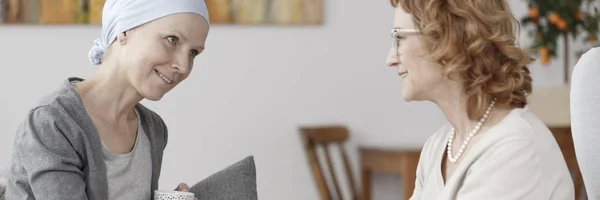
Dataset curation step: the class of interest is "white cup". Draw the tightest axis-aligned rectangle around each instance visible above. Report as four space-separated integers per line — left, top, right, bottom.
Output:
154 190 195 200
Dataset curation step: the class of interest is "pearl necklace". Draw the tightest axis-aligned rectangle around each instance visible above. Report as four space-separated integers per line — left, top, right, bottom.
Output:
447 99 496 163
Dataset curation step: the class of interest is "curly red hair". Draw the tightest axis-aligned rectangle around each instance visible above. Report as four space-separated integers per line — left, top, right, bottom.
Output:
391 0 534 120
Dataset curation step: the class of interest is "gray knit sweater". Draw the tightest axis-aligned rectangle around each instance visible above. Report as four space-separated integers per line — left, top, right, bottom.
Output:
5 77 169 200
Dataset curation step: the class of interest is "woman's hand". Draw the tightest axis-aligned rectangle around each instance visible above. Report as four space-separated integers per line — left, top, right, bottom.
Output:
175 183 199 200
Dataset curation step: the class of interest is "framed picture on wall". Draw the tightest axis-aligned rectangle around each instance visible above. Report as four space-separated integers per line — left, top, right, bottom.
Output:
0 0 323 25
207 0 323 24
0 0 104 24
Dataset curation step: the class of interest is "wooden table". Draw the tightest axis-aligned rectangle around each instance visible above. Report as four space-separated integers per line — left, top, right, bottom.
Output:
360 147 421 200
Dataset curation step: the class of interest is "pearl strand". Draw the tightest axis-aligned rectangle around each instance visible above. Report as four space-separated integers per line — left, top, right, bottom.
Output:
447 99 496 163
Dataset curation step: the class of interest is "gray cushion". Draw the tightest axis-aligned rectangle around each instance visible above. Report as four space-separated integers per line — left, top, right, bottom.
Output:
189 156 257 200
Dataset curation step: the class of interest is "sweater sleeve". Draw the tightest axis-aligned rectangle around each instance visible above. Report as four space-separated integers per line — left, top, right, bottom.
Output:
570 47 600 199
9 106 87 200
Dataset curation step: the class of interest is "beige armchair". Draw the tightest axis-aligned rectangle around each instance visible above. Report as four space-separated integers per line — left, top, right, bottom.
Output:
0 168 6 200
570 46 600 200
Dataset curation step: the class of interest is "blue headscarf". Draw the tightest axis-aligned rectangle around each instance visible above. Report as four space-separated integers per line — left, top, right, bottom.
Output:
88 0 210 65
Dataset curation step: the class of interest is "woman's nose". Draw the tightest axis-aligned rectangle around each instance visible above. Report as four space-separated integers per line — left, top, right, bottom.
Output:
386 47 399 67
172 54 191 74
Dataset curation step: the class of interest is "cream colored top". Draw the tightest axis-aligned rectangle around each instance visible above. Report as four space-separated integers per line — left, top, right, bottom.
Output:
410 107 574 200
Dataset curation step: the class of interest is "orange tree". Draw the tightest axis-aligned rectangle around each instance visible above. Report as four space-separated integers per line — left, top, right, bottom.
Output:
521 0 599 83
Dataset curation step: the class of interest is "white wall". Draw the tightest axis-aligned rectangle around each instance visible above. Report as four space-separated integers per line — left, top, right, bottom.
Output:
0 0 580 199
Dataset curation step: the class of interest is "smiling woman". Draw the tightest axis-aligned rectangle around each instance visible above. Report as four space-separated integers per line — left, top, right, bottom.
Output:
4 0 210 200
384 0 575 199
93 13 208 100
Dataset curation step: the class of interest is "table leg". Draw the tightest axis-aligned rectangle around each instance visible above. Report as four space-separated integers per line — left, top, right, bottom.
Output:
362 168 372 200
402 175 416 200
402 155 419 200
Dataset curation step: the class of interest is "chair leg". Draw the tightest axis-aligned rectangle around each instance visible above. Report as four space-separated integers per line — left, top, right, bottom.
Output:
574 171 584 200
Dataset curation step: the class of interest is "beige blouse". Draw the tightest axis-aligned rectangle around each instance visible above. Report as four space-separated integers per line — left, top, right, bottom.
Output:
410 107 575 200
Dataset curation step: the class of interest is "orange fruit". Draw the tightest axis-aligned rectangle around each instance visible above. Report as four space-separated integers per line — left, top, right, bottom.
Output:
556 20 567 30
529 8 539 18
574 11 582 21
548 13 560 24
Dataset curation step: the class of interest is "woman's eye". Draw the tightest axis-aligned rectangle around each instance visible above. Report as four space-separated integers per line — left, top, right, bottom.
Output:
166 36 179 44
189 50 199 57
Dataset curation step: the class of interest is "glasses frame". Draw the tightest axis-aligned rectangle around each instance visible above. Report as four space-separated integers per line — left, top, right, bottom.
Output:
391 28 420 57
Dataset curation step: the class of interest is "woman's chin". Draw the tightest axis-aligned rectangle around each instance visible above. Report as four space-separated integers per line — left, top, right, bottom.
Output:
140 90 167 101
145 95 164 101
401 87 414 101
402 94 414 102
138 82 174 101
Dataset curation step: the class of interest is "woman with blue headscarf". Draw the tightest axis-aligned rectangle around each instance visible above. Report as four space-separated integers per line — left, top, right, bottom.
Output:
5 0 210 199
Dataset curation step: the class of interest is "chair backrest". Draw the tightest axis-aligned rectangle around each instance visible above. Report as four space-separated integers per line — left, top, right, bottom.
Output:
299 125 360 200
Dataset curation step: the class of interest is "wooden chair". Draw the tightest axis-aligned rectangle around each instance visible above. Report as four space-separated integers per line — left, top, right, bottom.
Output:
299 125 361 200
549 127 586 200
359 147 420 200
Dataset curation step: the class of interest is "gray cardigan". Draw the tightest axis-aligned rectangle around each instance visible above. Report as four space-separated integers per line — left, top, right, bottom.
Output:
5 77 168 200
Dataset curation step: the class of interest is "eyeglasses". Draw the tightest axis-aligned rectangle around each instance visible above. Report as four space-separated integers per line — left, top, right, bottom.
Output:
391 28 420 57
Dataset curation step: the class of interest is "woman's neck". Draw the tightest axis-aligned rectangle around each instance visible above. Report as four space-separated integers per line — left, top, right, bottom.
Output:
434 90 512 140
435 93 475 139
75 63 142 123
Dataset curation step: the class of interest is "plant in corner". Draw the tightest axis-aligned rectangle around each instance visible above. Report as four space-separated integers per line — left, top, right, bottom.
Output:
521 0 600 84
